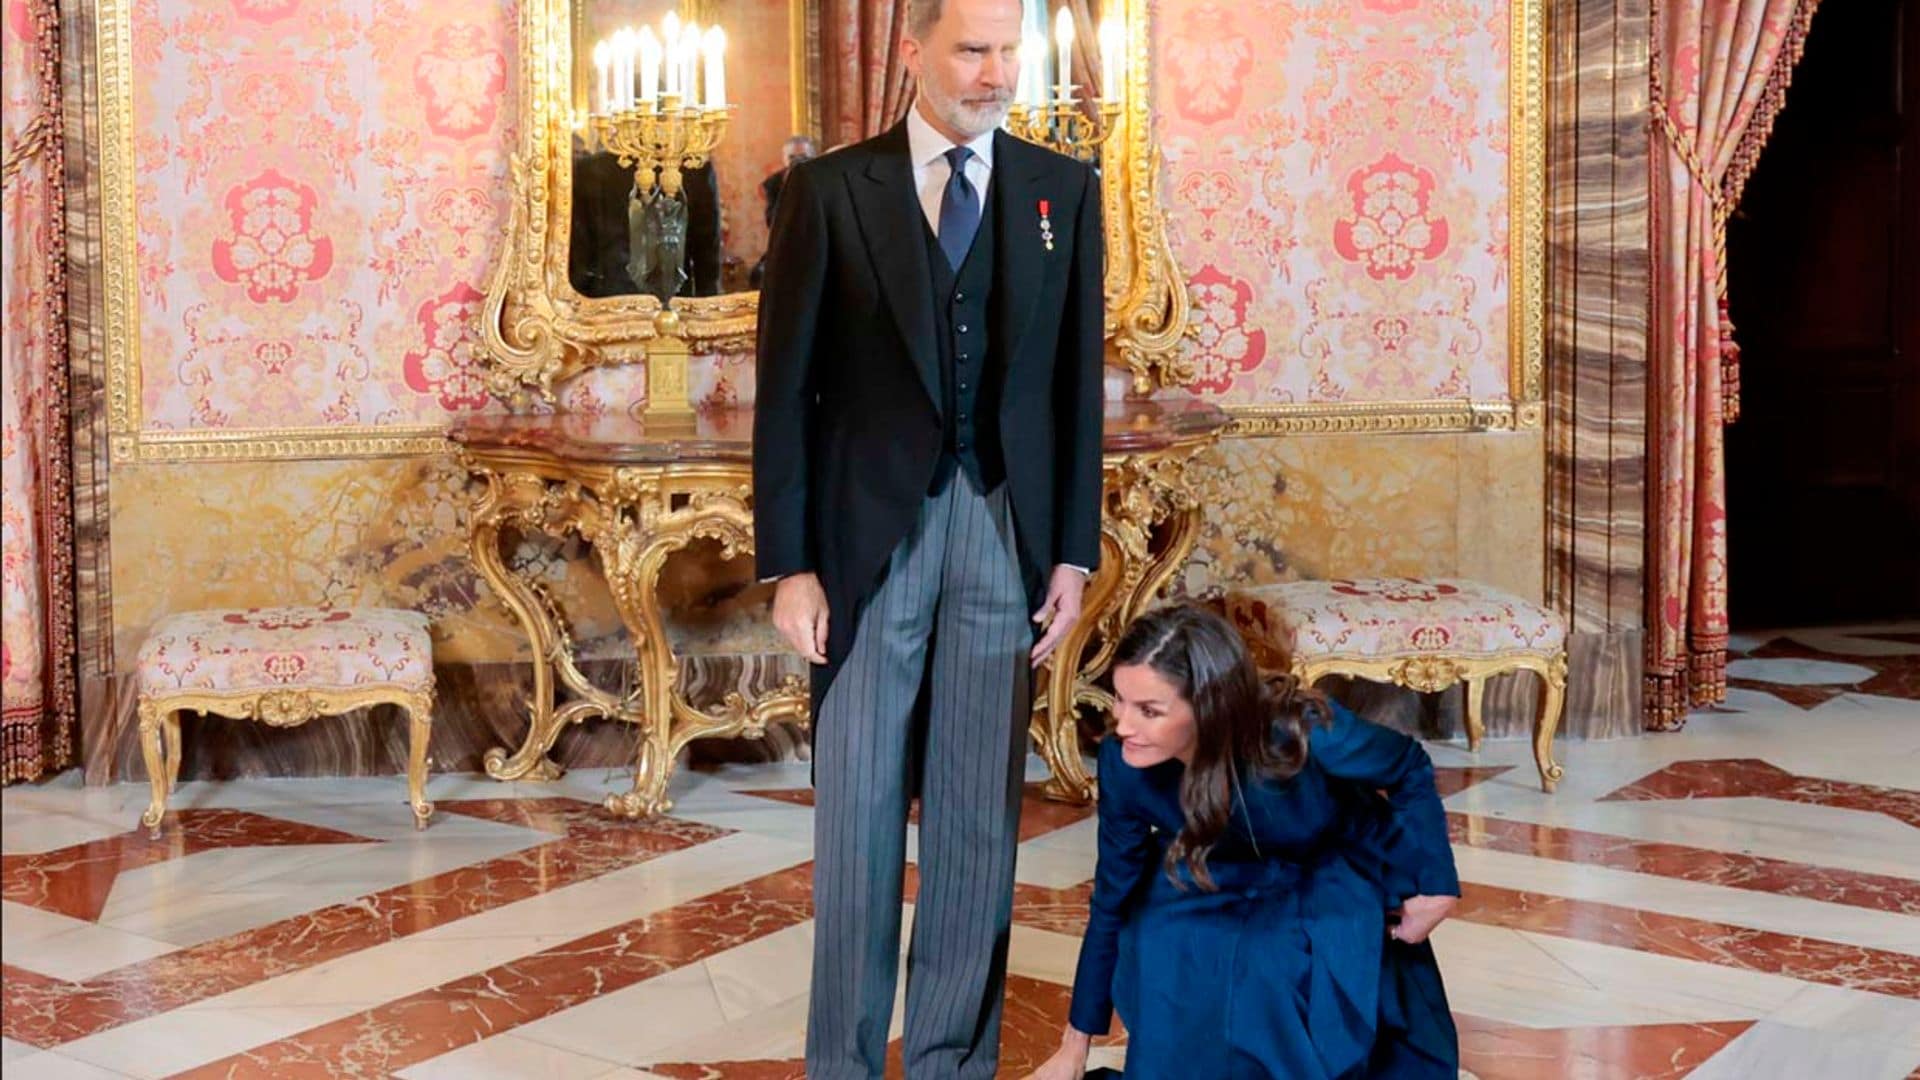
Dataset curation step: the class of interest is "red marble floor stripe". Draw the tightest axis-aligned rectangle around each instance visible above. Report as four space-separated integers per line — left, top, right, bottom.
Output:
1450 813 1920 915
1601 759 1920 829
1455 882 1920 999
1455 1014 1753 1080
740 783 1097 843
0 799 726 1049
2 809 377 922
170 863 817 1079
645 973 1127 1079
1434 765 1518 798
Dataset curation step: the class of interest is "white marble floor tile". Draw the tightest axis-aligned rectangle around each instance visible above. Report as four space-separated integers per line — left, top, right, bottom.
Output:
1725 658 1879 686
0 809 136 856
1451 846 1920 952
0 910 180 982
56 1005 344 1080
702 921 814 1022
632 990 812 1066
1457 792 1920 881
1 1051 137 1080
1016 818 1100 883
2 1036 41 1063
1428 919 1805 1030
1763 984 1920 1051
1513 928 1812 1019
514 962 730 1066
3 899 96 948
400 1033 627 1080
1007 923 1085 986
412 831 810 944
1687 1020 1920 1080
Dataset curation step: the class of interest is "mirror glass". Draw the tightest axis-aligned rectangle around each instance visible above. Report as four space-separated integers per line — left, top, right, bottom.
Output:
562 0 1120 302
568 0 813 300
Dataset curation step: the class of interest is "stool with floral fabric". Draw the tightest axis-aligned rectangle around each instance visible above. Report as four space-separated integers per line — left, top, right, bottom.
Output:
133 606 436 835
1223 578 1567 792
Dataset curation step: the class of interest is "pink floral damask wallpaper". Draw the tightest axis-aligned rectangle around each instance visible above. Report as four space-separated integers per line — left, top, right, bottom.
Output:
1152 0 1513 405
130 0 512 430
105 0 1541 683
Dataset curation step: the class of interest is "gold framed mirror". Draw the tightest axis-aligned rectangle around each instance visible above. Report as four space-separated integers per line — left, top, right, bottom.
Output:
479 0 1191 403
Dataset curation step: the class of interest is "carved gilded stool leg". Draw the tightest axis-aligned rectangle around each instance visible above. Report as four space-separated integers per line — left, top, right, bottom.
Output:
1533 655 1568 794
138 699 171 838
405 692 435 828
1463 675 1488 752
163 712 183 792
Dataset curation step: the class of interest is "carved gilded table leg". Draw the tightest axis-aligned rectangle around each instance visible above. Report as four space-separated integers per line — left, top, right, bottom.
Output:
589 473 810 819
466 463 577 783
1031 442 1211 804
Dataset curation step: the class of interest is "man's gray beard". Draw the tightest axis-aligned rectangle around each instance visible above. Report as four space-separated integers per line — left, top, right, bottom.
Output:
921 79 1010 139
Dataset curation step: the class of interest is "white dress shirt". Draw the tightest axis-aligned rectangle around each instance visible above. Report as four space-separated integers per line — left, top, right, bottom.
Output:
906 105 996 237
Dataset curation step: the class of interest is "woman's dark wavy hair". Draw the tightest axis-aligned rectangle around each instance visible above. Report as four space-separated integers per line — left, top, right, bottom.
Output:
1111 603 1329 892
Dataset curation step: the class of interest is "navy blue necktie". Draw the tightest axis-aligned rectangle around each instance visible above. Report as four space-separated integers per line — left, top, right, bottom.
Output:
937 146 980 271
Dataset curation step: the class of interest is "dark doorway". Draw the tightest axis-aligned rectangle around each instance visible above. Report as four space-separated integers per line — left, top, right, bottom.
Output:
1726 0 1920 628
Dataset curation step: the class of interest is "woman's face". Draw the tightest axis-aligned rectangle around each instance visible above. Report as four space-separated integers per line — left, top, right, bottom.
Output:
1111 663 1200 769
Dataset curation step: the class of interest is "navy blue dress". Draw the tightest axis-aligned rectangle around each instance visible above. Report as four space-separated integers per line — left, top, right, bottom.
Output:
1068 701 1461 1079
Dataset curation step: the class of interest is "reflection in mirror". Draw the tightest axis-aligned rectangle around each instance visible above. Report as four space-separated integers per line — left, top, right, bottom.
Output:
568 0 813 301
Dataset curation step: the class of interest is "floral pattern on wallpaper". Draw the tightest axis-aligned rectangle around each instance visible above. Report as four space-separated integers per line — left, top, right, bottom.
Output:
1153 0 1512 405
131 0 514 430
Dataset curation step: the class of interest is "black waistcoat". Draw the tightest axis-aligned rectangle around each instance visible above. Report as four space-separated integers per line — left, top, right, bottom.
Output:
922 192 1005 495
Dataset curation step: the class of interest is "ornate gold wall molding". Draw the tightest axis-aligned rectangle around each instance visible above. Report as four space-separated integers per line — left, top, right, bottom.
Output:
1224 399 1522 437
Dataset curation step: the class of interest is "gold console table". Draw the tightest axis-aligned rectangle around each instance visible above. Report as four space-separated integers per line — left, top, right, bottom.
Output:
450 396 1226 817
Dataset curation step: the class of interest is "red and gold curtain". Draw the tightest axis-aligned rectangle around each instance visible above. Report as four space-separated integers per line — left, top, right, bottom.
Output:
820 0 915 146
2 0 77 781
1647 0 1820 729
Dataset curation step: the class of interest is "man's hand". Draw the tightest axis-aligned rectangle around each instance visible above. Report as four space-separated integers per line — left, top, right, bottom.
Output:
1030 565 1087 666
772 573 829 664
1389 894 1458 944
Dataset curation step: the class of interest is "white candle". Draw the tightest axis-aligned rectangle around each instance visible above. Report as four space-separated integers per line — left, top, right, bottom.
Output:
1099 18 1123 102
703 27 727 109
612 28 633 110
593 40 611 114
662 13 681 97
682 23 701 108
1017 34 1044 107
1053 7 1075 101
639 26 660 108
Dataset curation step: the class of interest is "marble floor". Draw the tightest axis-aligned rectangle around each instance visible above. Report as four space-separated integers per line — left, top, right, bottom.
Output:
4 624 1918 1079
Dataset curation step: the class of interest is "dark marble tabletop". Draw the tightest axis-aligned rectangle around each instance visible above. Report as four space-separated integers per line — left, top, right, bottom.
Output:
449 395 1229 465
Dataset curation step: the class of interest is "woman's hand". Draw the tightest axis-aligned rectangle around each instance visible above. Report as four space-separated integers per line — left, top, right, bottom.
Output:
1024 1026 1093 1080
1390 893 1458 944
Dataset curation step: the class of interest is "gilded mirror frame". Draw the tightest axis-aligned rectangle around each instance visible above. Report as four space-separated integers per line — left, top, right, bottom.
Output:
478 0 1192 402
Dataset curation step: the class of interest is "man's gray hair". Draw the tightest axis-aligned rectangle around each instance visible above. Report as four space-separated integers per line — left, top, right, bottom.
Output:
907 0 942 39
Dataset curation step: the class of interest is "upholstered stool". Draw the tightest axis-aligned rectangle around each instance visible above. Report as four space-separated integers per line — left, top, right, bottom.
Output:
134 606 436 835
1223 579 1568 792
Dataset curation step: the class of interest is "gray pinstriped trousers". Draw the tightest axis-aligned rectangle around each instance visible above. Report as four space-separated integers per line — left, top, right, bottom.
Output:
806 473 1032 1079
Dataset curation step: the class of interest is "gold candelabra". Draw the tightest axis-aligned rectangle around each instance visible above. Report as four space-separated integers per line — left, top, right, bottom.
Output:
1006 97 1121 165
590 96 730 428
592 96 732 199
